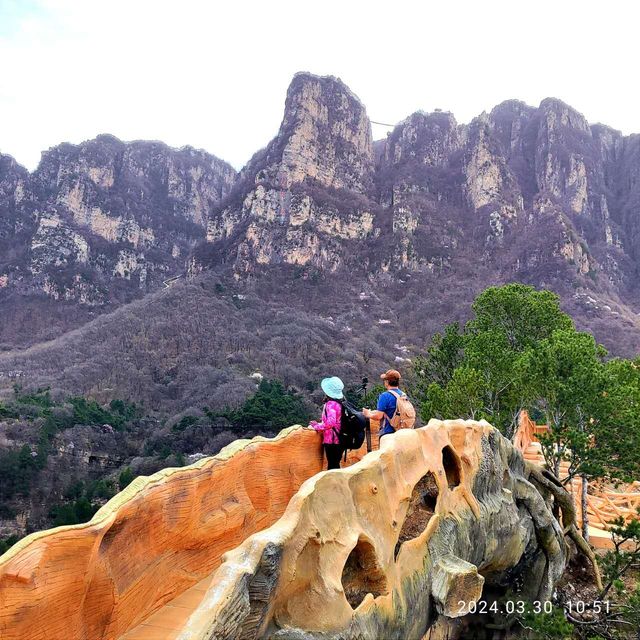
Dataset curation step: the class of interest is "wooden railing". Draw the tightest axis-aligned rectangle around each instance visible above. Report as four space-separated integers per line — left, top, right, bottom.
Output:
514 411 640 548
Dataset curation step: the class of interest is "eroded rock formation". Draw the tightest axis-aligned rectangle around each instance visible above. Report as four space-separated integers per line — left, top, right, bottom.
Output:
200 73 378 274
177 419 572 640
0 136 236 307
0 419 591 640
193 73 640 292
0 426 375 640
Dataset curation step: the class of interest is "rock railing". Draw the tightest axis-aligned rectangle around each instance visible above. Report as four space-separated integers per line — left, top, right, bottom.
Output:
0 426 373 640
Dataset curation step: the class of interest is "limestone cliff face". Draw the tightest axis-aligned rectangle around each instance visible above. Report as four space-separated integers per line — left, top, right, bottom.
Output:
374 111 465 271
277 73 374 192
373 94 639 285
592 128 640 259
0 154 32 238
380 111 461 170
202 73 379 275
535 99 612 243
462 114 524 243
34 135 235 232
197 73 637 289
3 73 640 344
0 154 35 287
0 137 236 305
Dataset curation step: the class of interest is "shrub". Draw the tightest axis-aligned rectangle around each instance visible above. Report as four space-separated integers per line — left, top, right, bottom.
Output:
217 379 311 431
49 497 98 527
0 535 21 555
118 467 135 491
0 402 18 419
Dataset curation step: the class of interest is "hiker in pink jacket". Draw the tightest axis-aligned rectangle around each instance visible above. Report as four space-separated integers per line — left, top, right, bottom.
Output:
308 376 344 469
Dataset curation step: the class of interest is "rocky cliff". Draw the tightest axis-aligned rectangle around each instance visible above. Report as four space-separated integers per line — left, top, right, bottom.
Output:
189 74 640 309
0 137 236 309
2 72 640 350
1 73 640 395
199 73 379 274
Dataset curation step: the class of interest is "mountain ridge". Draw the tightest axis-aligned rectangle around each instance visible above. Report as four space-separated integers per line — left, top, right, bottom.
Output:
1 72 640 359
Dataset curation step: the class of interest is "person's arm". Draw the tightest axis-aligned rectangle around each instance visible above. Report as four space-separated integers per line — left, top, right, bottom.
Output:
364 393 391 421
310 403 340 432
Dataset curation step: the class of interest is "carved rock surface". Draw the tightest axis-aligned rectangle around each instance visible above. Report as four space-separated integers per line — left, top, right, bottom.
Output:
176 420 566 640
0 428 322 639
0 425 374 640
0 420 568 640
0 419 572 640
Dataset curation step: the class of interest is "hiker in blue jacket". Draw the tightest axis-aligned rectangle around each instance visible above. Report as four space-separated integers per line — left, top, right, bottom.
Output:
362 369 406 440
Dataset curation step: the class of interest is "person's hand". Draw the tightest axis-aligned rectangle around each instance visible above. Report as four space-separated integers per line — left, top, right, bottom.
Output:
307 424 316 430
362 408 370 418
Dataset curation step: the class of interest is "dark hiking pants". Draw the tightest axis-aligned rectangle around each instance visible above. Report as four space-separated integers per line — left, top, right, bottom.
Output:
324 444 343 470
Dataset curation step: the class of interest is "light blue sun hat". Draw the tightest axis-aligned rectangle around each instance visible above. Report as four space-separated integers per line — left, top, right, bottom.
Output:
321 376 345 400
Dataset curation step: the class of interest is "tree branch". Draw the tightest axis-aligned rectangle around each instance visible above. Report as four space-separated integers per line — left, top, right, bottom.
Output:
526 462 603 591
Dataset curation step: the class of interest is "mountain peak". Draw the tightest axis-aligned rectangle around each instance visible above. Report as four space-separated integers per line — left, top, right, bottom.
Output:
288 72 366 106
538 97 591 133
274 72 374 192
489 99 536 120
381 110 460 168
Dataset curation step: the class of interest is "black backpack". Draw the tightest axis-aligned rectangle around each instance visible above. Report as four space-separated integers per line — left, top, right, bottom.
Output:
334 398 369 452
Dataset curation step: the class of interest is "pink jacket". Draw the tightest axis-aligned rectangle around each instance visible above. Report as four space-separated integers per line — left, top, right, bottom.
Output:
310 400 342 445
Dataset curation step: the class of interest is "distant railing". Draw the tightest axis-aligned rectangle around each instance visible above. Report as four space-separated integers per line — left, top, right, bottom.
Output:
514 411 640 548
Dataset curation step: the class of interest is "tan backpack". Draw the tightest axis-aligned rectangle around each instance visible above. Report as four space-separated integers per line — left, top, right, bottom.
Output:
388 390 416 430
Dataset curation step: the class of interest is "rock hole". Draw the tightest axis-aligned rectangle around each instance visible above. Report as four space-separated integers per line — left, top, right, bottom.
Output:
341 537 389 609
394 471 439 560
442 445 461 489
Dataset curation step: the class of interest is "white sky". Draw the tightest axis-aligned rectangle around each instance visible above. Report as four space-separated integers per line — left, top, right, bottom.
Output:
1 0 638 171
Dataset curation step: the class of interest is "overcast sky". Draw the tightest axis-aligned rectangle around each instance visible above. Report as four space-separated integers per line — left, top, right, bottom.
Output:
1 0 638 171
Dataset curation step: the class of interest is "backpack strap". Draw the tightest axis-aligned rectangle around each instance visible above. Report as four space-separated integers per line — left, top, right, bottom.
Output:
387 389 402 428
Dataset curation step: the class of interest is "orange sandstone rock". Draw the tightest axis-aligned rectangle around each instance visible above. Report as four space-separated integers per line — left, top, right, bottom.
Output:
0 426 369 640
0 420 570 640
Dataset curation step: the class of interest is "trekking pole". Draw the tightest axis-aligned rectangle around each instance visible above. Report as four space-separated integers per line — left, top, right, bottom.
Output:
362 377 372 453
